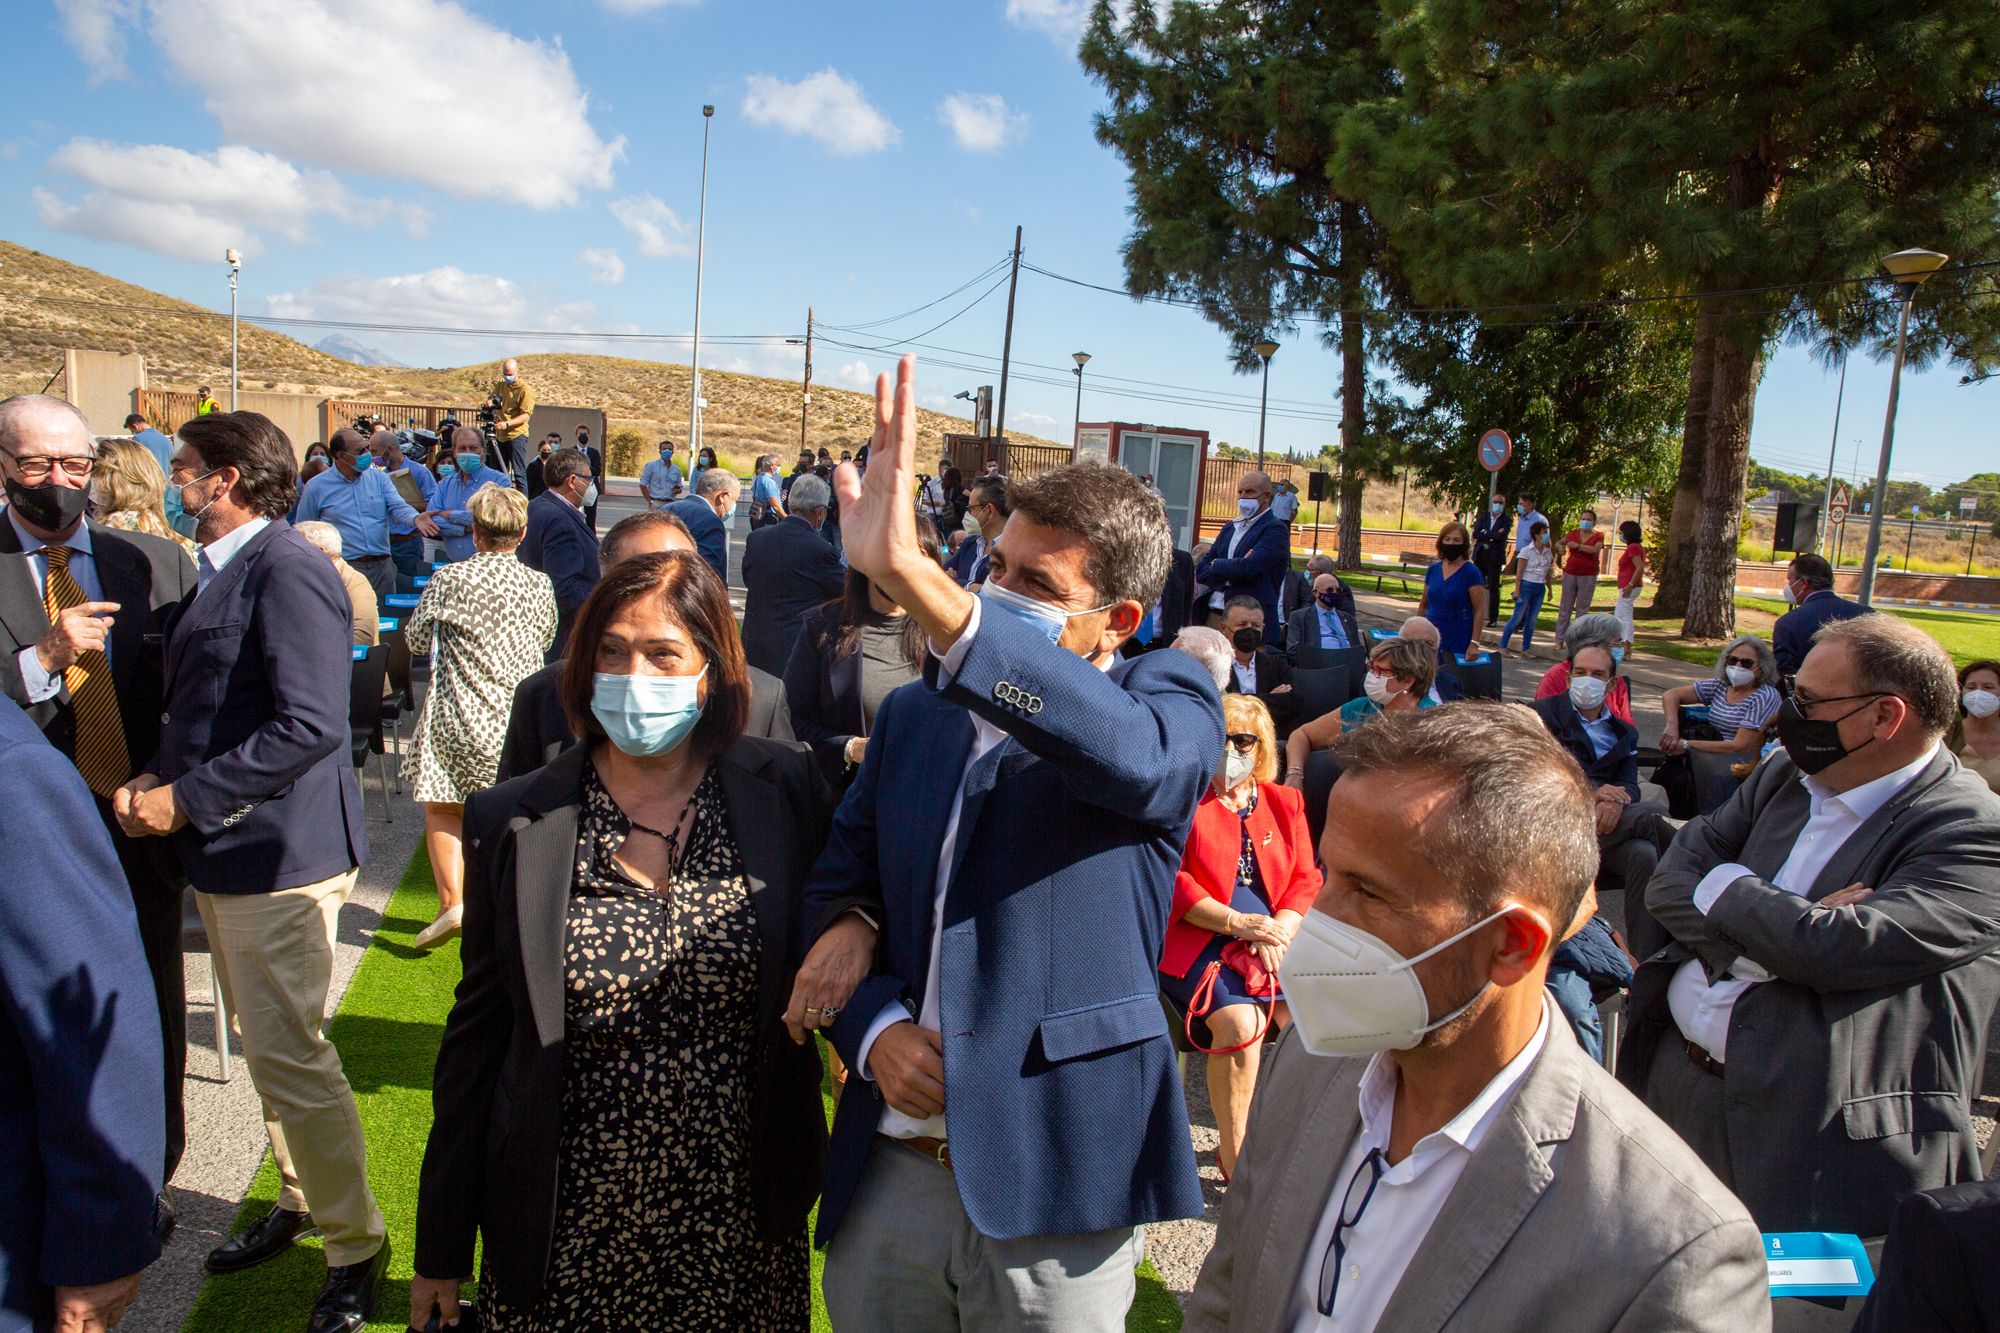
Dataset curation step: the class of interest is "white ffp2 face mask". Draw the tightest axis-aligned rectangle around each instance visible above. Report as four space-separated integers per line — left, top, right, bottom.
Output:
1964 689 2000 719
1278 903 1543 1056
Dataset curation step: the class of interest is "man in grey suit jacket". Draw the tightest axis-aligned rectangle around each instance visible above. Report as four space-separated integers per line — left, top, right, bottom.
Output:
1191 705 1766 1332
1625 612 2000 1238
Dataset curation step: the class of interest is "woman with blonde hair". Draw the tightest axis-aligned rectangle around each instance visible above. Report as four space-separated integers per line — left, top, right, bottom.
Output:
92 435 196 554
404 484 558 948
1158 693 1318 1181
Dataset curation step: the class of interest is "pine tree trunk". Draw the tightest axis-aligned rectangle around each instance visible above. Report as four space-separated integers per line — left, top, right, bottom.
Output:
1651 299 1720 618
1334 203 1367 572
1684 319 1763 638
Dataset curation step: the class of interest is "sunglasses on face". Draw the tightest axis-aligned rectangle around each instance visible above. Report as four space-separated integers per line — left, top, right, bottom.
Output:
1224 733 1260 754
1725 656 1759 670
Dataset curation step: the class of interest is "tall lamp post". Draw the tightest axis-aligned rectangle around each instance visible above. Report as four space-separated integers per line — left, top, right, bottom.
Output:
1071 351 1091 440
225 248 241 410
1857 246 1949 607
687 104 715 464
1253 339 1279 469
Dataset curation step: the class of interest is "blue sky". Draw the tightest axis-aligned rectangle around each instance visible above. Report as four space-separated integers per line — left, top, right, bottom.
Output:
5 0 1993 493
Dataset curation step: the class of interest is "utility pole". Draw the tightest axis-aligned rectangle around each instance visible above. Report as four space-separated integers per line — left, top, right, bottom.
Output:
687 104 715 463
226 248 241 410
995 226 1022 445
1818 352 1846 555
799 306 813 452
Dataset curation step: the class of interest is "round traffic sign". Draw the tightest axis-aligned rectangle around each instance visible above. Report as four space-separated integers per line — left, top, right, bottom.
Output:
1477 428 1512 473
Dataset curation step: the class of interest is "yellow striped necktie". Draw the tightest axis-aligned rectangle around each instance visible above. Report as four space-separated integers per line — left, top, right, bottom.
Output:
40 544 132 797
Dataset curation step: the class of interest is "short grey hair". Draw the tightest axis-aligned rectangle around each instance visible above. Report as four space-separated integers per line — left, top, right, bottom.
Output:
1713 635 1777 688
1398 615 1440 644
1171 626 1233 691
1370 636 1437 695
694 466 737 499
1005 461 1172 608
789 472 831 513
0 394 92 451
294 520 343 558
1564 612 1625 653
543 447 591 488
1813 613 1958 736
1305 553 1335 577
1223 594 1263 615
1336 703 1599 930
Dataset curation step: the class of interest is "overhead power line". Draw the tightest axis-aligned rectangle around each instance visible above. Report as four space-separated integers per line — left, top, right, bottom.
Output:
819 254 1014 333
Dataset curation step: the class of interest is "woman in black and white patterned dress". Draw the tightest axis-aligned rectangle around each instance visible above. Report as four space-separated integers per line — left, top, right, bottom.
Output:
412 550 858 1332
405 484 557 949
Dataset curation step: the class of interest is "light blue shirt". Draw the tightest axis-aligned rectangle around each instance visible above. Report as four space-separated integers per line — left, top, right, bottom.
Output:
295 465 419 559
430 465 513 562
752 471 782 506
1513 508 1549 559
131 427 174 473
641 457 685 503
382 463 437 538
1314 604 1350 649
1579 710 1619 759
10 511 107 703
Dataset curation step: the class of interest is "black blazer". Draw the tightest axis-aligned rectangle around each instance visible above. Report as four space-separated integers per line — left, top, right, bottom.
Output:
1223 645 1301 732
1530 693 1640 800
740 516 846 677
782 601 922 784
1855 1179 2000 1333
494 661 796 782
517 493 600 661
1283 597 1360 663
0 519 195 770
415 738 835 1303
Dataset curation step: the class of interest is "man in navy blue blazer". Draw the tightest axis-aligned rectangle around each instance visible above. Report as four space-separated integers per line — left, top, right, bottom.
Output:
1772 552 1871 676
517 448 601 661
1196 468 1290 645
667 465 740 586
114 411 388 1331
0 698 163 1333
787 357 1222 1330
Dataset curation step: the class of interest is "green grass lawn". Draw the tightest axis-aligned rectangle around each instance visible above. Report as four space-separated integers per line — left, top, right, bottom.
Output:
181 850 1186 1332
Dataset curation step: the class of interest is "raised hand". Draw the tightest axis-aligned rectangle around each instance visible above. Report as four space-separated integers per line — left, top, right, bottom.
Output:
834 354 922 587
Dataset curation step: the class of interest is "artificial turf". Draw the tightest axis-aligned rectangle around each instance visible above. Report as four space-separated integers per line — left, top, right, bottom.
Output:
179 847 1188 1332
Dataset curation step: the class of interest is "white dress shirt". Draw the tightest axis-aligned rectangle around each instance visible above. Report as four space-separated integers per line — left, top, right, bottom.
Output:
1291 999 1552 1332
196 516 272 596
1668 742 1940 1062
856 596 1117 1140
1209 508 1270 609
12 512 108 703
1232 654 1259 695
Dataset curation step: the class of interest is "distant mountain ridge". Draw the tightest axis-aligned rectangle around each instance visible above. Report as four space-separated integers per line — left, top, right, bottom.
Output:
314 334 406 367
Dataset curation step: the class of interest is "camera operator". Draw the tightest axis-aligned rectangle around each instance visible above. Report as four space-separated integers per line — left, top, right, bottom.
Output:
490 357 536 489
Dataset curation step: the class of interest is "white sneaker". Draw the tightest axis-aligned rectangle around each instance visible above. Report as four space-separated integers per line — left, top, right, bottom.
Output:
413 904 464 950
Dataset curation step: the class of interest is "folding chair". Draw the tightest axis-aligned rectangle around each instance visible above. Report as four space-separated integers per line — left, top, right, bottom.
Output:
1286 667 1351 730
1440 651 1504 701
349 644 394 822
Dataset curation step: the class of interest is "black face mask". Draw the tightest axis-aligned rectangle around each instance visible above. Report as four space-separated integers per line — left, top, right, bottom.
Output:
1439 542 1468 561
1775 694 1882 775
1316 590 1341 609
5 478 90 533
1232 627 1263 653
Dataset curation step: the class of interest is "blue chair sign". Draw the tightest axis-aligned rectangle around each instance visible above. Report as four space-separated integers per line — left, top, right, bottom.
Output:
351 646 369 661
379 617 401 633
386 594 420 610
1368 627 1397 642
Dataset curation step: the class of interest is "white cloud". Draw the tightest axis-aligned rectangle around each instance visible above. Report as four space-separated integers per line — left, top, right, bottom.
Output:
743 69 899 156
577 247 626 285
33 139 419 263
143 0 624 206
1003 0 1088 37
835 359 875 389
262 267 636 364
937 93 1029 152
1014 410 1061 430
54 0 139 82
609 194 694 259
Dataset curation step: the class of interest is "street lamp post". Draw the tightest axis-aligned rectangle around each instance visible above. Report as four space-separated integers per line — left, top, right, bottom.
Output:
1071 352 1091 441
1818 350 1846 556
687 105 715 464
1857 247 1949 607
1253 340 1279 469
226 248 241 410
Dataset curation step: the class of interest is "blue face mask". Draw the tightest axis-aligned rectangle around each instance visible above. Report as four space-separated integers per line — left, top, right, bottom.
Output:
1612 646 1626 663
591 667 707 757
1579 518 1595 532
503 374 517 384
980 580 1112 647
456 454 481 476
352 453 375 472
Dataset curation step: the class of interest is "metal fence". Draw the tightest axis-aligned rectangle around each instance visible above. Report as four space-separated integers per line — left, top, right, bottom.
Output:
1201 457 1307 518
328 398 485 433
133 389 199 434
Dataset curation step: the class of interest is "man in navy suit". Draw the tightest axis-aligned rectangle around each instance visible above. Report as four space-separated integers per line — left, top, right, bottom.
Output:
786 357 1221 1330
0 699 164 1333
1285 570 1359 660
114 411 388 1332
667 465 740 585
1772 552 1870 676
516 447 601 660
741 471 848 676
1196 468 1289 645
945 475 1007 587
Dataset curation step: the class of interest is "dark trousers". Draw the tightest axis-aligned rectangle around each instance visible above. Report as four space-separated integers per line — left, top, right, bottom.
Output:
93 794 186 1183
1478 551 1507 614
1644 1036 1733 1188
1600 800 1669 957
504 435 530 491
389 533 426 582
350 554 396 606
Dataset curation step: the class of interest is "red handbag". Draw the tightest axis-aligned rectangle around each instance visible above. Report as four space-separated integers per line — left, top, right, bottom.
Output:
1185 939 1279 1055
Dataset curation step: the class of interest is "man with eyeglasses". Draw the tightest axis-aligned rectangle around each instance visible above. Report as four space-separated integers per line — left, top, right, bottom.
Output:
0 394 197 1231
1189 705 1764 1332
295 427 439 603
1625 612 2000 1239
1772 552 1867 678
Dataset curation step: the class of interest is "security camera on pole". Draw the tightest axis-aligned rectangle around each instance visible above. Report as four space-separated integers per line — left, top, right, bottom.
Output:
226 248 241 410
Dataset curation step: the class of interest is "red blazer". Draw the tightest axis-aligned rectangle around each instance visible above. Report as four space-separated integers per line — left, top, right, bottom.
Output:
1161 782 1321 979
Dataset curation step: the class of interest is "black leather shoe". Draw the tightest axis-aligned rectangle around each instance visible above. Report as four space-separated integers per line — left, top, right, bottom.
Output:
307 1236 390 1333
205 1205 314 1274
154 1190 178 1245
